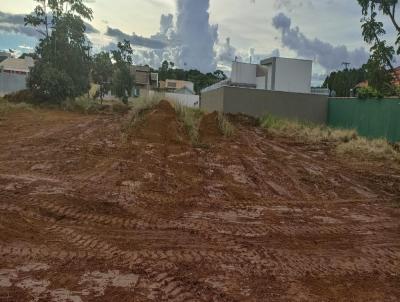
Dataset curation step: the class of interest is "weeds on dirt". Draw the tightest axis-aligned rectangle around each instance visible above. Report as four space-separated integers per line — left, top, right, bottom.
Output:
0 98 34 118
337 138 400 162
128 93 164 125
260 114 400 163
174 102 203 144
62 96 100 114
218 113 235 137
260 114 357 143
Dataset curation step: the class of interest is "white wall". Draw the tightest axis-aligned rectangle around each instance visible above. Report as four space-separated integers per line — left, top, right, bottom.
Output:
231 62 257 86
256 77 266 89
274 58 312 94
0 72 28 96
165 92 199 108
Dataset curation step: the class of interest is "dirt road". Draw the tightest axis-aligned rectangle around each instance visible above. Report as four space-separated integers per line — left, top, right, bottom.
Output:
0 103 399 301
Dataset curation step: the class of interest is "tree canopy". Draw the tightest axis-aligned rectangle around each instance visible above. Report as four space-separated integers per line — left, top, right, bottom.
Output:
25 0 93 102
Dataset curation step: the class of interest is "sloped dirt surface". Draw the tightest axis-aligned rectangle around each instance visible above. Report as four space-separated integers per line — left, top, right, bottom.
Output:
199 111 222 143
0 108 399 302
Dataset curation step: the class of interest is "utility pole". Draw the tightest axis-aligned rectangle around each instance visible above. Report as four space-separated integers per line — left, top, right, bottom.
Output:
342 62 350 70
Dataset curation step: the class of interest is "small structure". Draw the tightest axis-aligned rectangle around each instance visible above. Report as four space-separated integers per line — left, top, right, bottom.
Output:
0 52 12 63
159 79 195 93
0 57 35 96
130 65 159 97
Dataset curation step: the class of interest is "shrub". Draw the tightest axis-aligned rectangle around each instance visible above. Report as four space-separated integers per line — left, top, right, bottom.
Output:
218 113 235 137
174 102 203 144
62 96 100 114
337 137 400 162
0 98 34 118
260 114 357 143
357 86 383 99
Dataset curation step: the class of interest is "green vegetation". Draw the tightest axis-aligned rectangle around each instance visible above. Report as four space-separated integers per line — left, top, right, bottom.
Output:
92 52 113 103
260 114 399 162
156 61 227 94
323 68 366 97
111 40 134 104
356 86 383 99
25 0 93 102
174 102 203 144
0 98 34 118
218 113 235 137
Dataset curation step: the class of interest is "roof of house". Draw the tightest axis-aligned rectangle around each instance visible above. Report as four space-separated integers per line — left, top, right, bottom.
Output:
0 57 34 72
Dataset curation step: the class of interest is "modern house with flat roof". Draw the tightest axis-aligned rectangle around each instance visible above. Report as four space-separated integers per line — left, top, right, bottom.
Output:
201 57 327 124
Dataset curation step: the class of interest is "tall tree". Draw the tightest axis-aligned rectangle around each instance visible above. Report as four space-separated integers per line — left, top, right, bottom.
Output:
25 0 93 102
92 51 113 103
111 40 134 104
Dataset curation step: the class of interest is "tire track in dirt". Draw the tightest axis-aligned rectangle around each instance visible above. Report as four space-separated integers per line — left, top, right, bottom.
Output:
46 225 237 302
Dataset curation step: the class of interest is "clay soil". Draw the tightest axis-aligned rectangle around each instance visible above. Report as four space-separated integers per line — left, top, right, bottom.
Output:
0 105 399 302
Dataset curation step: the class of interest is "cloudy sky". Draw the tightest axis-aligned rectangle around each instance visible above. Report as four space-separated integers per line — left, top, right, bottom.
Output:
0 0 395 84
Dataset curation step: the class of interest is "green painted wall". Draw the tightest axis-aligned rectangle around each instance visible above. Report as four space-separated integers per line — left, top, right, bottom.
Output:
328 98 400 142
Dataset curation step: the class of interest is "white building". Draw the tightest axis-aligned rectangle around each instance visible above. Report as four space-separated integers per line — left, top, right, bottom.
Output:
229 57 312 94
0 57 35 96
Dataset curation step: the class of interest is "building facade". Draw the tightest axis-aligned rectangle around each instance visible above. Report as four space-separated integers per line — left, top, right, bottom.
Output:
0 57 35 96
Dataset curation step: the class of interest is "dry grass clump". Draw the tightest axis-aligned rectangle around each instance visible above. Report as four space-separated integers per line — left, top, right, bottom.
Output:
337 138 400 162
260 113 399 163
128 93 164 125
260 114 357 143
174 102 203 144
0 97 34 118
218 113 235 137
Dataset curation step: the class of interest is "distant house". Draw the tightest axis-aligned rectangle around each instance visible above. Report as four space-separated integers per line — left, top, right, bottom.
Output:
0 57 35 96
202 57 312 95
0 52 12 63
159 79 195 93
129 65 159 97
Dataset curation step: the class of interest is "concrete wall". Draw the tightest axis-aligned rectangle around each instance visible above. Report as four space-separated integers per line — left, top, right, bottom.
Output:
200 86 225 113
231 62 257 86
201 86 328 124
0 72 28 96
274 58 312 94
164 92 200 108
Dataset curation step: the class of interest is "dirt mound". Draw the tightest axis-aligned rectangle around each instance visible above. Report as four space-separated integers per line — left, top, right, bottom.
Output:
134 100 188 144
199 111 222 143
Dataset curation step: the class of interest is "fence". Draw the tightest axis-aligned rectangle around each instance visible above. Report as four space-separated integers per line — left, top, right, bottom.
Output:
328 98 400 142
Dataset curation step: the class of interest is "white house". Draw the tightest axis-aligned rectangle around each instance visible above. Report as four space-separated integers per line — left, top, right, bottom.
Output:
227 57 312 94
0 57 35 96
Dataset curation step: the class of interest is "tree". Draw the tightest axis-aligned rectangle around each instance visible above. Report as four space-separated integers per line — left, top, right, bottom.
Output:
358 0 400 92
25 0 93 102
111 40 134 104
92 51 113 103
323 68 367 97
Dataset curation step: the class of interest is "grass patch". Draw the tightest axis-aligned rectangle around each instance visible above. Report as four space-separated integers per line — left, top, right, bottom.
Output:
174 102 203 145
218 113 235 137
337 137 400 162
0 97 34 118
260 114 357 143
127 93 164 126
260 113 399 163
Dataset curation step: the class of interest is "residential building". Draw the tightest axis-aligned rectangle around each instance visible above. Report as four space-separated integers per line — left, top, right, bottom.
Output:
159 79 195 93
0 57 35 96
129 65 159 96
0 52 12 63
201 56 327 123
203 57 312 95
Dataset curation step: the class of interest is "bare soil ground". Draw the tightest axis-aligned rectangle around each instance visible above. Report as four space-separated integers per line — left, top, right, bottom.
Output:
0 103 399 302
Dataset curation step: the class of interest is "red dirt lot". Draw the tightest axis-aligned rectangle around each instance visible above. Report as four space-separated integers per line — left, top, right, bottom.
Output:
0 103 399 302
